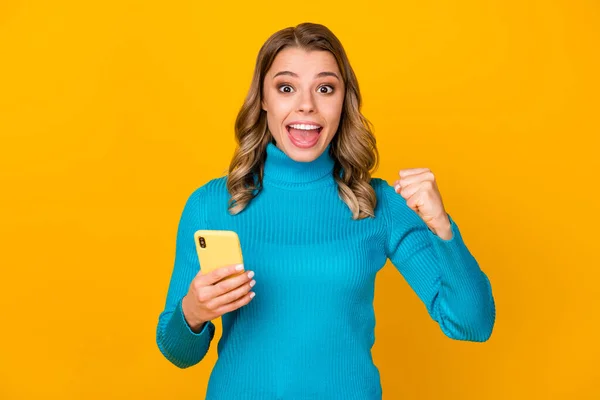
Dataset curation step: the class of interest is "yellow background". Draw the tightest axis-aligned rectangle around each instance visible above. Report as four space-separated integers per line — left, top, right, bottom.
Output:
1 0 598 398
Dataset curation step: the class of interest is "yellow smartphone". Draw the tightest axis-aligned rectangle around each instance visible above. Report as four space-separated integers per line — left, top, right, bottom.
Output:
193 230 245 281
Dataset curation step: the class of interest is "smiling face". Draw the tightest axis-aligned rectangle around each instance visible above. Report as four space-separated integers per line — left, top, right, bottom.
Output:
261 47 345 162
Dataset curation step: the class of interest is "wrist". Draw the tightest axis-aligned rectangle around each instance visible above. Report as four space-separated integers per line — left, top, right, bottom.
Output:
430 213 453 240
181 295 206 332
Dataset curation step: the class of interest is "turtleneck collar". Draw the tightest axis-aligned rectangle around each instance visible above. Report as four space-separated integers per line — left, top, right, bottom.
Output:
262 141 336 190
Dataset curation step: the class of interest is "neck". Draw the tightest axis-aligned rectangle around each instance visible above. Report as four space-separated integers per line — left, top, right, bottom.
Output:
261 142 336 190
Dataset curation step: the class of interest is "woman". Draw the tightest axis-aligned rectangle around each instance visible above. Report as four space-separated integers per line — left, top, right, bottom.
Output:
156 22 495 399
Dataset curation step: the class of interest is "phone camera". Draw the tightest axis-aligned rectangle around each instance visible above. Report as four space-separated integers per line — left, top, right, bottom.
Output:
199 236 206 248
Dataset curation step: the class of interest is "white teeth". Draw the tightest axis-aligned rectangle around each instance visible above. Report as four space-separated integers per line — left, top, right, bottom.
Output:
288 124 321 130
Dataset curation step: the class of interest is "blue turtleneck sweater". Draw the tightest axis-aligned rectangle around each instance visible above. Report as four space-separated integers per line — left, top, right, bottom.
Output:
156 142 496 399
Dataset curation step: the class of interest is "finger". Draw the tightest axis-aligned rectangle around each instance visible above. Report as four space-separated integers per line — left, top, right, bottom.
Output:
211 269 254 298
398 170 433 188
399 168 429 178
208 277 255 309
202 263 245 285
215 291 255 315
396 181 420 199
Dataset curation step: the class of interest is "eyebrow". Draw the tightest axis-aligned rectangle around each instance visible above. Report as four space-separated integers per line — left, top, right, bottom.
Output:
272 70 340 81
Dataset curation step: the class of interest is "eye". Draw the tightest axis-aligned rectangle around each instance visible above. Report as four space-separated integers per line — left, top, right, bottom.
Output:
318 85 334 94
278 84 294 93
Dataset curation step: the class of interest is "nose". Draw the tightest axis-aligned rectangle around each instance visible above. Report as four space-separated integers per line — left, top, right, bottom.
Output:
297 90 316 113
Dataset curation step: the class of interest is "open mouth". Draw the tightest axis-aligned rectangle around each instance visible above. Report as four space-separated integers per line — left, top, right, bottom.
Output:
285 124 323 147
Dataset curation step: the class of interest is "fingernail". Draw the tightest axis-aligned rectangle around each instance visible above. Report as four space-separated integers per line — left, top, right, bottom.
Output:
247 271 255 279
235 264 244 271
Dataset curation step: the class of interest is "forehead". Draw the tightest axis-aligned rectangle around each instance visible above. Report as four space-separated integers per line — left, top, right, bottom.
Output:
268 47 340 77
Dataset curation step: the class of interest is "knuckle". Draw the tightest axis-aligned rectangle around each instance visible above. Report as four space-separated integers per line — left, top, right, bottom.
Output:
218 280 231 293
213 269 225 279
236 283 246 294
224 291 236 304
197 291 208 303
236 285 248 297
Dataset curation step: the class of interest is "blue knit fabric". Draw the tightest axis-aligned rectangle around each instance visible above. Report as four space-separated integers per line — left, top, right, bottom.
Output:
156 142 496 399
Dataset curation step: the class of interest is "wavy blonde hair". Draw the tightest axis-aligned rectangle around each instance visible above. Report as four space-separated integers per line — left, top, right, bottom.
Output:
226 22 380 220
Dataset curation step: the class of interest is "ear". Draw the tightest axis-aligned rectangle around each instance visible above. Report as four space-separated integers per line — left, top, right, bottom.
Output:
261 99 266 111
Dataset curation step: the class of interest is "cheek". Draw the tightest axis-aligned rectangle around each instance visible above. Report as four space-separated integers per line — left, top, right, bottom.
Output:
268 102 292 125
322 98 344 122
267 109 283 126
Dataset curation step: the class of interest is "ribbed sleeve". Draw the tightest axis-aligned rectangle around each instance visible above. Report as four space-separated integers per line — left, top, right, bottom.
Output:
156 187 216 368
378 179 496 342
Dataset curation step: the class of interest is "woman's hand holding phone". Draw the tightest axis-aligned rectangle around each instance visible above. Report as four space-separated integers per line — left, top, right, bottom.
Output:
181 263 256 333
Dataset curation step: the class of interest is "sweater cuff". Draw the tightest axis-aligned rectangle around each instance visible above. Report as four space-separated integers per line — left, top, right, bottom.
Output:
427 213 482 280
164 296 215 348
427 213 459 242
